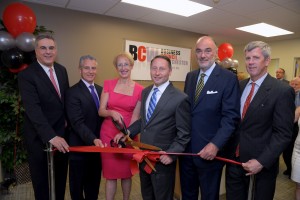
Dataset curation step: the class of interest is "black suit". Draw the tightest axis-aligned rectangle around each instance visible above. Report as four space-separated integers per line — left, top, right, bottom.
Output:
65 80 103 200
129 83 191 200
226 75 295 200
18 61 69 200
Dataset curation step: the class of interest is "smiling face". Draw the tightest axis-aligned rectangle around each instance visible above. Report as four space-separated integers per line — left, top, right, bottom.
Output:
116 56 133 79
150 57 172 87
35 38 57 67
80 59 97 84
245 47 270 82
195 36 218 72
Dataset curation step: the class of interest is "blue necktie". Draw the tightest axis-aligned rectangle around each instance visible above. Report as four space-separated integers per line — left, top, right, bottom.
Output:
146 88 158 123
89 85 99 110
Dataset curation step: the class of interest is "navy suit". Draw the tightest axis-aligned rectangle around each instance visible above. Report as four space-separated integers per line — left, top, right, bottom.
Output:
65 80 104 200
226 75 295 200
18 61 69 200
180 64 240 200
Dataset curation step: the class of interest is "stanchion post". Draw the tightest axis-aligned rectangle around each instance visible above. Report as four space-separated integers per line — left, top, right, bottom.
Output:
46 143 56 200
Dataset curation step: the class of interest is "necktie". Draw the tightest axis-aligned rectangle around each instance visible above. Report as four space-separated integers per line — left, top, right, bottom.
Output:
236 82 256 157
194 73 205 103
241 82 256 119
89 85 100 110
49 68 60 97
146 88 158 123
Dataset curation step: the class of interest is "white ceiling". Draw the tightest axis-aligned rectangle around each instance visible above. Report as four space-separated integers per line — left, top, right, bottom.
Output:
22 0 300 45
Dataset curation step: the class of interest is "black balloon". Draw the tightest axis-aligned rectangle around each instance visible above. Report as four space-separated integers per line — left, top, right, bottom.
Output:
23 50 36 64
1 48 24 69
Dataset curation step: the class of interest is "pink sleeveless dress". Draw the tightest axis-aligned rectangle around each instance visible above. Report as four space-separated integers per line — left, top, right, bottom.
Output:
100 78 143 179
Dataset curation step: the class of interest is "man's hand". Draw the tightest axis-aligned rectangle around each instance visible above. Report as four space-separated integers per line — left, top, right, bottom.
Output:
198 142 219 160
49 136 69 153
159 151 173 165
93 139 104 147
242 159 263 175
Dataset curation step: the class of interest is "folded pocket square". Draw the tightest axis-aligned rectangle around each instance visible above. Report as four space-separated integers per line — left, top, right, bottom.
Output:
207 91 218 94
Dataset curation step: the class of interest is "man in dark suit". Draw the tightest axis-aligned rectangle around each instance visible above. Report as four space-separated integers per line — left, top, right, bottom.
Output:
226 41 295 200
276 67 289 84
115 55 191 200
65 55 104 200
18 34 70 200
179 36 240 200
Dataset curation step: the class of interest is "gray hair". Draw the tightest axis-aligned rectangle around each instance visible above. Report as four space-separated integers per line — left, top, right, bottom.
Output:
35 34 56 47
244 41 271 60
79 55 98 68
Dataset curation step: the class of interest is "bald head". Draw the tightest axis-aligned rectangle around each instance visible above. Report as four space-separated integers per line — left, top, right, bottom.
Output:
290 77 300 92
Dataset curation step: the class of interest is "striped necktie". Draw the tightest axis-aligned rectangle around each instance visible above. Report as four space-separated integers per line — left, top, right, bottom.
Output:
194 73 205 103
146 88 158 123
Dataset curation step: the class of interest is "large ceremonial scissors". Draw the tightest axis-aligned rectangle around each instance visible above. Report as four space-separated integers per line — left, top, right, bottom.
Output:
111 118 161 171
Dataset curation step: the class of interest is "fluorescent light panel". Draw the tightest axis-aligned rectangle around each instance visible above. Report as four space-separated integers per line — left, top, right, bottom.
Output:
121 0 212 17
236 23 293 37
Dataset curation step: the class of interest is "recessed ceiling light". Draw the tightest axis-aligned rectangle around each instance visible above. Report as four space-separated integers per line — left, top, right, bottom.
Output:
236 23 293 37
121 0 212 17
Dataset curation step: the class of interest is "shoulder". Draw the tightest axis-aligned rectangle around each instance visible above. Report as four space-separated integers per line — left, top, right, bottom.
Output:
134 82 144 90
167 83 188 99
95 83 103 91
54 62 66 69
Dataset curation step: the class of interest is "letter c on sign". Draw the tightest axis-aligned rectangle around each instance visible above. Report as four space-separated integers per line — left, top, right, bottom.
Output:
138 46 146 61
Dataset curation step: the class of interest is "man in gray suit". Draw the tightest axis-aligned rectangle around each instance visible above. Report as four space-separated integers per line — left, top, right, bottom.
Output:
115 55 190 200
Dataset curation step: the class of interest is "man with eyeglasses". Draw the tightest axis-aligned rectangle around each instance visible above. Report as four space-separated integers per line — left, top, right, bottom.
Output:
179 36 240 200
65 55 104 200
18 34 70 200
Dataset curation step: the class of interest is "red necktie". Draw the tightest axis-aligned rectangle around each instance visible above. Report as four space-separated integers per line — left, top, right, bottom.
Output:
236 82 256 157
49 68 61 97
241 82 255 119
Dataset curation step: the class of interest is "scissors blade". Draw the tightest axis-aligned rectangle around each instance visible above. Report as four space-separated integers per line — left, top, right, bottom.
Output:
125 140 162 151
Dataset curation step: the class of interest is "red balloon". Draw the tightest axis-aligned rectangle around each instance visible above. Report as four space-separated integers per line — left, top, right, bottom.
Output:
9 63 28 73
3 3 37 38
218 43 234 61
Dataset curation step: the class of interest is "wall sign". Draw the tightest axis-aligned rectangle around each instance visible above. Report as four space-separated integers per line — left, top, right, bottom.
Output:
125 40 191 81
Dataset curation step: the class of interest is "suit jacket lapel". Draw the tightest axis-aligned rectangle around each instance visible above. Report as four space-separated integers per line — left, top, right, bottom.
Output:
242 75 272 122
34 63 61 101
79 80 98 110
193 65 221 108
146 83 174 124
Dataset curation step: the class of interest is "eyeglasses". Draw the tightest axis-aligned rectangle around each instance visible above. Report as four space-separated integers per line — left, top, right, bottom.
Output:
117 63 130 68
82 66 97 71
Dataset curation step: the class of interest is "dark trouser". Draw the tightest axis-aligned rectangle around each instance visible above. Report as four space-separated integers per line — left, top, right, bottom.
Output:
226 162 277 200
179 156 223 200
28 146 68 200
69 153 101 200
283 122 298 175
139 161 176 200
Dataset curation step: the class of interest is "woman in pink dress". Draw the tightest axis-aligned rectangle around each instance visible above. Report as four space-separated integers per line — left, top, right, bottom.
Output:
99 52 143 200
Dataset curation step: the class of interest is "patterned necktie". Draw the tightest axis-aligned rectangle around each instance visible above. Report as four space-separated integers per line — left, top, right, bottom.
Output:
49 68 61 97
241 82 256 119
236 82 256 157
194 73 205 103
146 88 158 123
89 85 100 110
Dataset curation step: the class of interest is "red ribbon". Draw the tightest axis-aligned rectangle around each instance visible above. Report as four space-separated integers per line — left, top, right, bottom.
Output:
68 146 242 174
